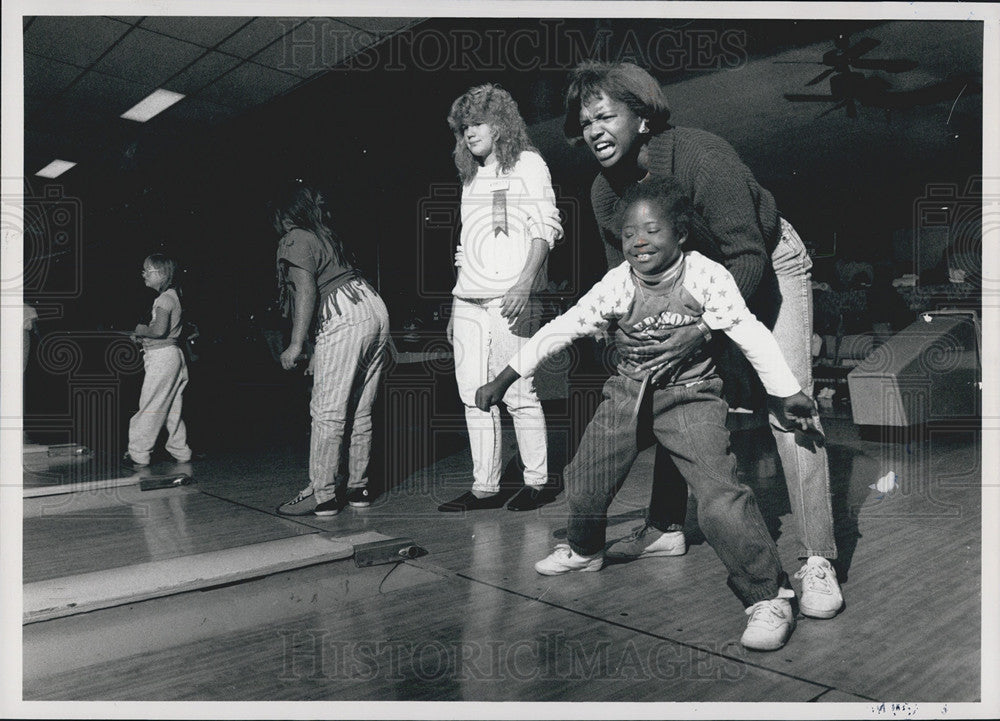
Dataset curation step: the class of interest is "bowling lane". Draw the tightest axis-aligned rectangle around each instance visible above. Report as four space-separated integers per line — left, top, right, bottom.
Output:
23 485 317 583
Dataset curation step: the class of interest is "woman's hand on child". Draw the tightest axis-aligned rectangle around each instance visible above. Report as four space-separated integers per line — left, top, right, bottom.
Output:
500 282 531 319
621 324 706 377
304 354 316 376
280 342 303 371
781 391 820 433
446 314 454 345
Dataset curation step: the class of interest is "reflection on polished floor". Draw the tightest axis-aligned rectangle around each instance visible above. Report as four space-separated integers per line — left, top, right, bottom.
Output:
21 402 981 704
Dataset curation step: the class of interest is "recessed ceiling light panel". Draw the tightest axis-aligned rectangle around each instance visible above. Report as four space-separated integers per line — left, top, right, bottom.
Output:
35 159 77 178
121 89 185 122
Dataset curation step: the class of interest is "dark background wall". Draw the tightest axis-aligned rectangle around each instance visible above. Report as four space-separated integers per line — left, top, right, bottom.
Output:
21 17 984 454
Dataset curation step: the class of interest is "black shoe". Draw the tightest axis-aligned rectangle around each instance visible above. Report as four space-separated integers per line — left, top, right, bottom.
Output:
347 487 371 508
120 452 149 473
506 484 556 511
315 492 347 517
437 490 505 512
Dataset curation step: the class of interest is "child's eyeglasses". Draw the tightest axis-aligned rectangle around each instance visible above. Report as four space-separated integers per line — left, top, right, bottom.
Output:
141 269 161 277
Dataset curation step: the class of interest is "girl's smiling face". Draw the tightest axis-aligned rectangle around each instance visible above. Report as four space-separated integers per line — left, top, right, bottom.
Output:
621 198 686 274
462 120 497 163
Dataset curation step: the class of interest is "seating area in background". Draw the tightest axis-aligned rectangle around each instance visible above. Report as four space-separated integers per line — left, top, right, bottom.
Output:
810 252 982 417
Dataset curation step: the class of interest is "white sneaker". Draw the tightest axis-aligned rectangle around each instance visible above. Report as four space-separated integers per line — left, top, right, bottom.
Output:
741 590 796 651
534 544 604 575
795 556 844 619
606 523 687 559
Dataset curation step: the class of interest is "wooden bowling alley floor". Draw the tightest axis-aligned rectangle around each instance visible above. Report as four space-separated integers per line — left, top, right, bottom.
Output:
19 409 985 706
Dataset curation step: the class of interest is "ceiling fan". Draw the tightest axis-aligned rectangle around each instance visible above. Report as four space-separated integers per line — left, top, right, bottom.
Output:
778 34 919 118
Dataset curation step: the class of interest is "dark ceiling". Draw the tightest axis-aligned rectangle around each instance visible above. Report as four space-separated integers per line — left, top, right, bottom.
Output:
16 14 987 331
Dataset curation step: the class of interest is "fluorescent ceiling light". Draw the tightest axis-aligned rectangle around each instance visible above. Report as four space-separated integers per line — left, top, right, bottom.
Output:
121 89 185 122
35 160 77 178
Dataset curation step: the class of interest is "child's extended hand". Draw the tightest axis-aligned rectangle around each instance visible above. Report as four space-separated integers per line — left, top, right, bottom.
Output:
781 391 820 433
475 380 506 410
474 366 521 411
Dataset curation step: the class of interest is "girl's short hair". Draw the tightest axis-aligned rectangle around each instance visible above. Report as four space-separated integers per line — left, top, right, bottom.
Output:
563 61 672 143
618 175 693 238
145 252 178 288
447 84 537 184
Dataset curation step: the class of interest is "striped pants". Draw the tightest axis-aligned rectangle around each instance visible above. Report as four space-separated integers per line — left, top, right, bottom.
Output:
309 279 391 503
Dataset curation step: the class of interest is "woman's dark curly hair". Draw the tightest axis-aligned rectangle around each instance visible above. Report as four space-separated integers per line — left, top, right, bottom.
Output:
447 84 537 184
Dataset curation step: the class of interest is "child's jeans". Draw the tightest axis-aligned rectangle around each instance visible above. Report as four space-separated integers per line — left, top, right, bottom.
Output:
128 345 191 464
648 219 837 561
452 295 548 493
309 279 391 503
565 374 787 607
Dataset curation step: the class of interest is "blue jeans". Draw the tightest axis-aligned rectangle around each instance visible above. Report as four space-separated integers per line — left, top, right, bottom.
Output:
648 220 837 560
565 374 787 606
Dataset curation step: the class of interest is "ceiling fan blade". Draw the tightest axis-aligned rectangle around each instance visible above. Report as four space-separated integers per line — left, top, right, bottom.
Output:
785 93 838 102
817 99 849 118
806 68 836 86
851 58 919 72
842 37 880 60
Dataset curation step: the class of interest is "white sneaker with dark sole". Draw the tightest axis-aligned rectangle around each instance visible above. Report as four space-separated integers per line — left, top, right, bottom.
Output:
534 544 604 575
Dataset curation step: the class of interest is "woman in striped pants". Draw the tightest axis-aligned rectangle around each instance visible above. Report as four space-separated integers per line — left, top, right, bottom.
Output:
271 181 391 517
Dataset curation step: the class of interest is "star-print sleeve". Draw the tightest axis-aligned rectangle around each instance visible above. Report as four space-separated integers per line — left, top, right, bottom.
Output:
510 262 633 378
684 252 800 397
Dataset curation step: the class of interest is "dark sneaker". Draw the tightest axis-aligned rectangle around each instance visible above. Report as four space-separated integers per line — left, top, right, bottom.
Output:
121 452 149 473
437 490 505 512
506 484 556 511
314 492 347 517
276 487 316 516
346 487 371 508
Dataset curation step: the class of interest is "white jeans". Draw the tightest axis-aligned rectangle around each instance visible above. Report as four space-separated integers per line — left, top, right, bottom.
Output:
128 345 191 464
452 296 547 493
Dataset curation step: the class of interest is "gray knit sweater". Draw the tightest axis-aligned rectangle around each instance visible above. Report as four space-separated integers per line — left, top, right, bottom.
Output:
590 126 780 304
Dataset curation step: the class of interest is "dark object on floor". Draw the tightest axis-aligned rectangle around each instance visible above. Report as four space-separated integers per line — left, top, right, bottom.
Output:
354 537 426 567
139 474 194 491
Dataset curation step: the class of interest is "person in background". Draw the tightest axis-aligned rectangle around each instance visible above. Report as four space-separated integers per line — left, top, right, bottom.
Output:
122 253 193 470
439 83 564 513
272 181 391 517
